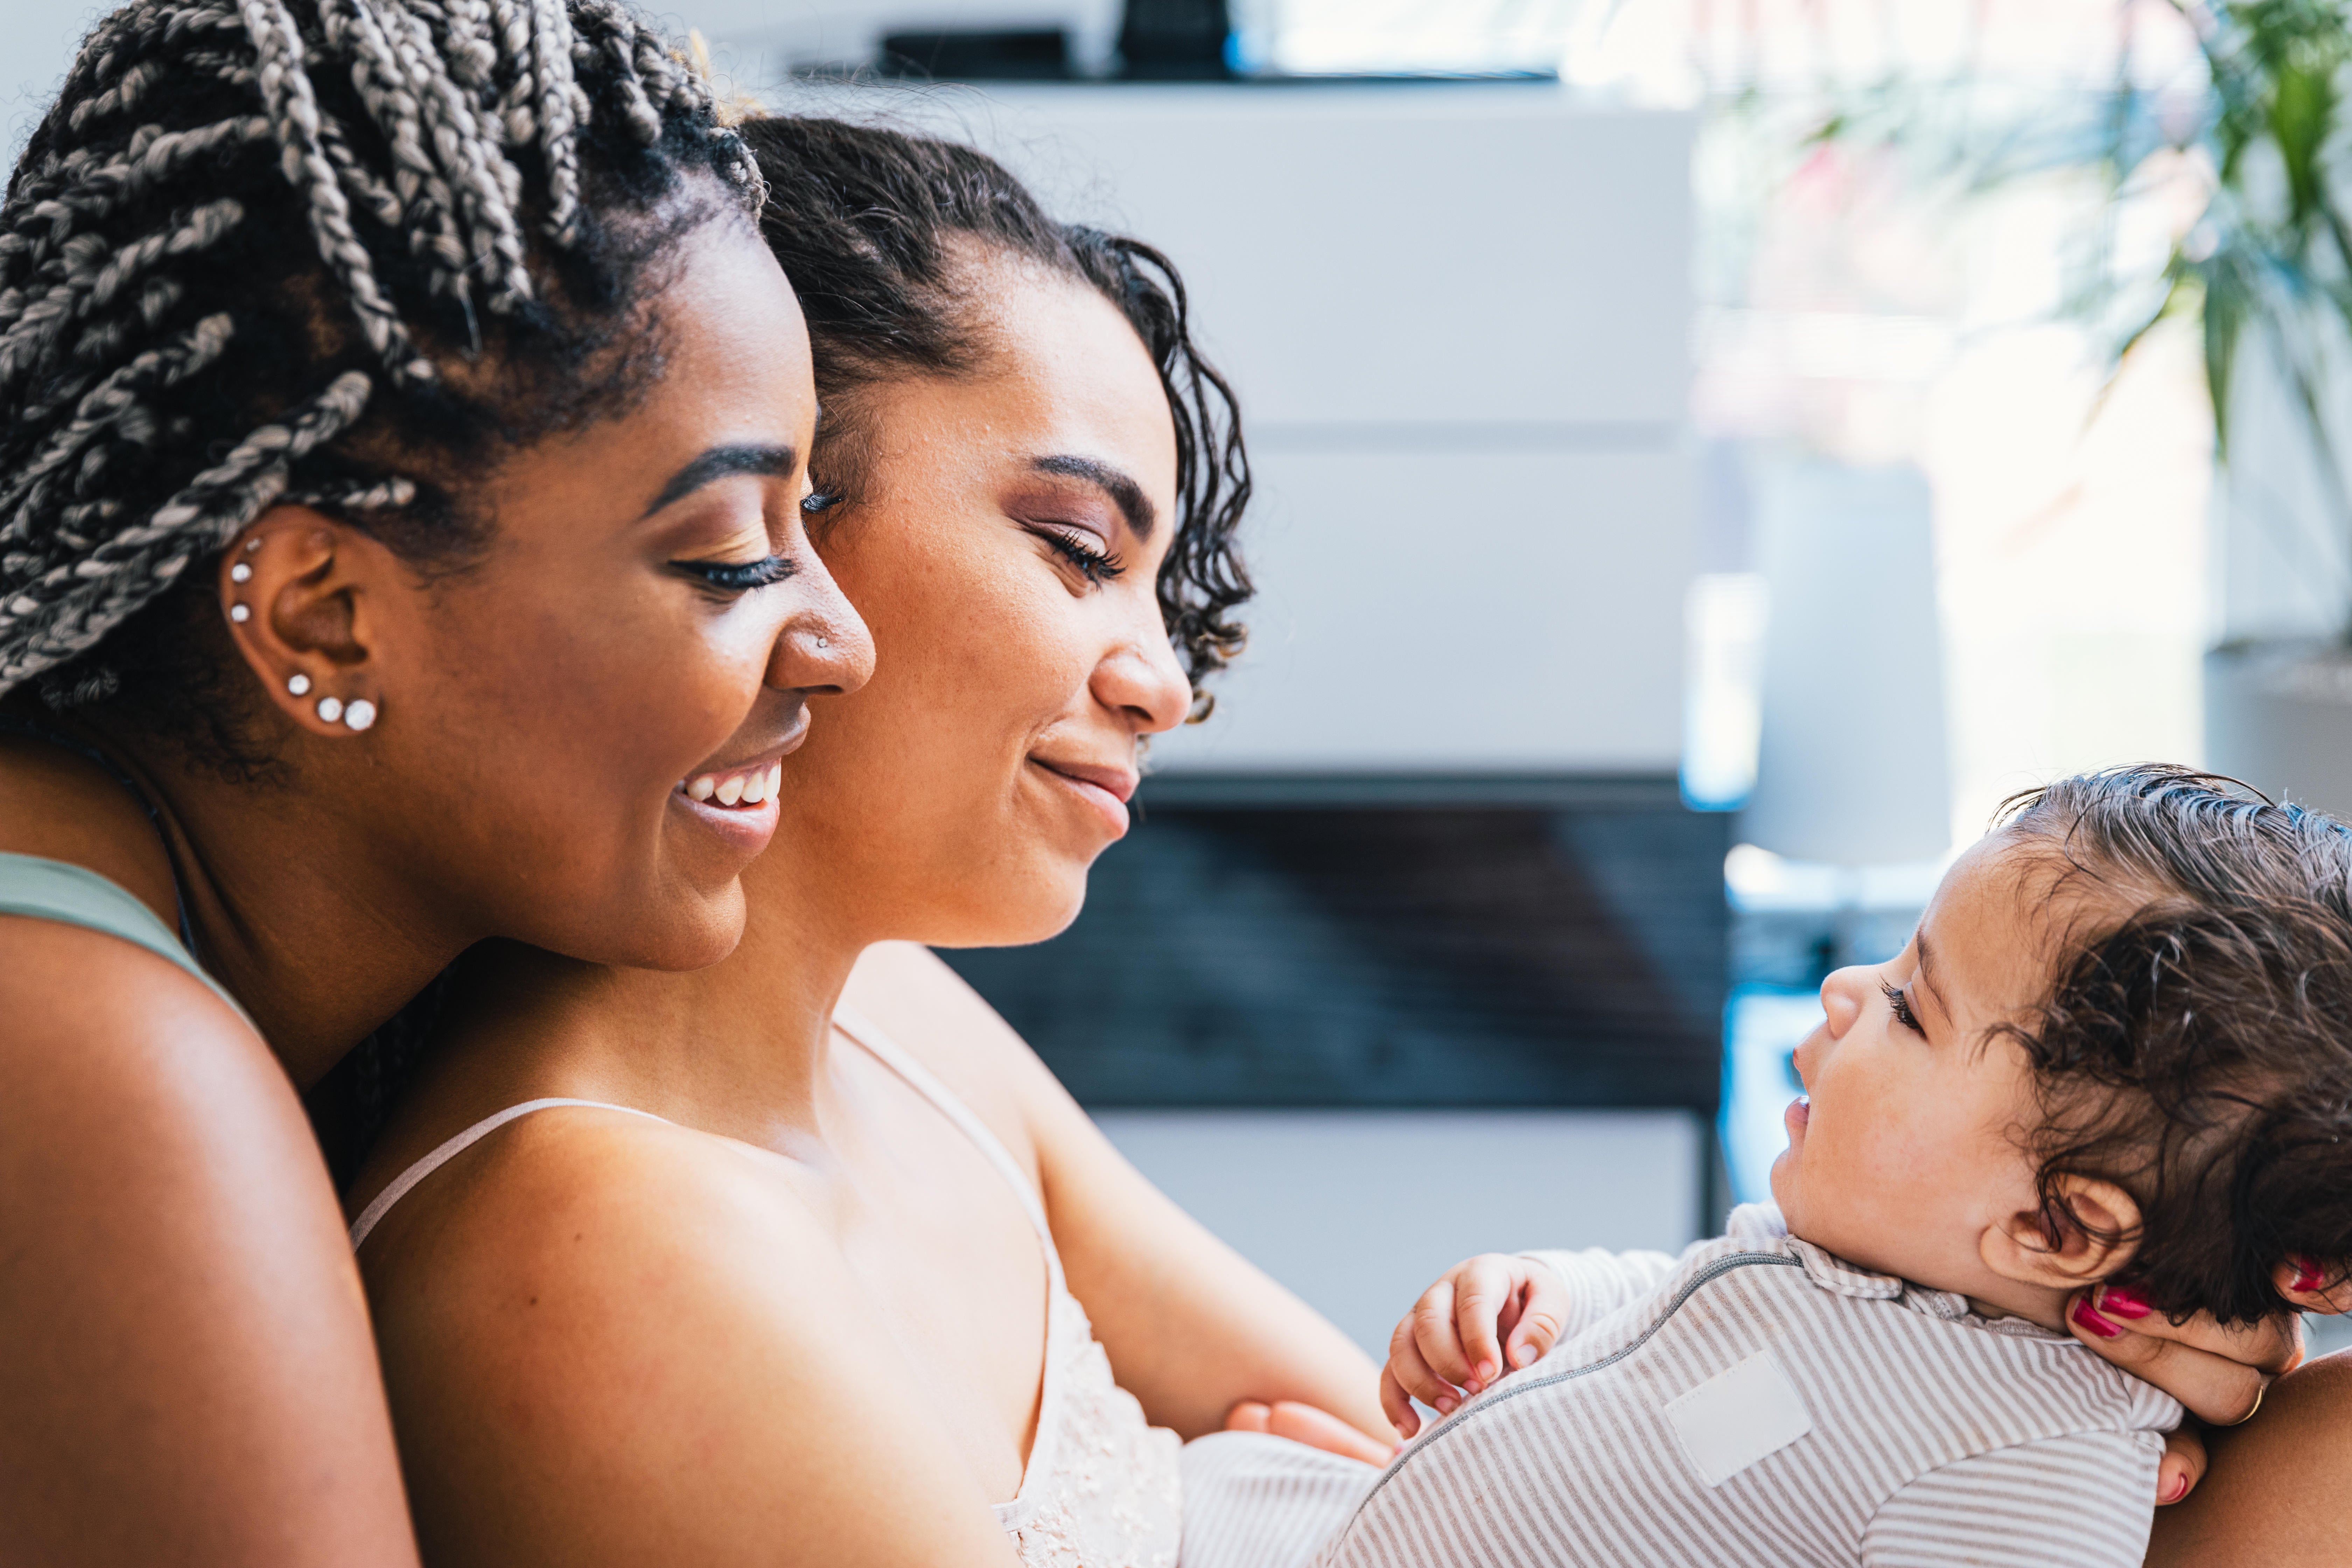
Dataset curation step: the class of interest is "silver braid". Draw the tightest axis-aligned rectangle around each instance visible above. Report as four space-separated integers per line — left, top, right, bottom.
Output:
0 0 759 700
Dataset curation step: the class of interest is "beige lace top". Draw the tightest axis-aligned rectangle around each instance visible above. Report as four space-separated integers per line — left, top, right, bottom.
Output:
833 1007 1183 1568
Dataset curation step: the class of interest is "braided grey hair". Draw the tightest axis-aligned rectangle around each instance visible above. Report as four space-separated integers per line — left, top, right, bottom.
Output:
0 0 763 710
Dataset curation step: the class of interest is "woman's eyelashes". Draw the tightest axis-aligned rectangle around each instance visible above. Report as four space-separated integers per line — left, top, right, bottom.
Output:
1881 979 1926 1036
673 553 798 596
1026 523 1126 586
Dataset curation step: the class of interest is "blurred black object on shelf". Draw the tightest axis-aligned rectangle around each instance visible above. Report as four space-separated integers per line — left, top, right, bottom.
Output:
940 776 1729 1115
1117 0 1234 80
878 28 1074 82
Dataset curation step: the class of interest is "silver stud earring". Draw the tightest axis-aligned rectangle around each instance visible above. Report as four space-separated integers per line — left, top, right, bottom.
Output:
343 699 378 733
230 562 252 584
229 603 250 623
244 538 262 553
316 695 343 724
286 673 311 697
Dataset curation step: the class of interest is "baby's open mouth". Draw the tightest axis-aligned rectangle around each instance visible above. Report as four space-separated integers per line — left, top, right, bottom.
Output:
679 760 783 808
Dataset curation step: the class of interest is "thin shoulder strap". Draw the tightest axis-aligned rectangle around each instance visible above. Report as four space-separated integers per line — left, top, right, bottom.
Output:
0 851 248 1026
830 1002 1056 1251
830 1002 1069 1526
0 713 199 953
349 1097 669 1251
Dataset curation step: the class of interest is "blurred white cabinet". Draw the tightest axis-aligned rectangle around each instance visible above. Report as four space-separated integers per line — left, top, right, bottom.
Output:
775 80 1700 775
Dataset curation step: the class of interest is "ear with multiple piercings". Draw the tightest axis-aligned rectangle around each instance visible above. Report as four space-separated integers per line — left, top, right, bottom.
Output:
225 533 380 734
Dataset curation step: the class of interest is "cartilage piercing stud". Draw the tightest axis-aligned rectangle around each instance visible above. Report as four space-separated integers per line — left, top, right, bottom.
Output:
229 603 250 623
316 695 343 724
343 699 377 733
230 562 252 583
286 673 310 696
245 538 262 553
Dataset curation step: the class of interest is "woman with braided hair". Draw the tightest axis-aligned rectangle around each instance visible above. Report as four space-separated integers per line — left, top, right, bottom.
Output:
0 3 873 1562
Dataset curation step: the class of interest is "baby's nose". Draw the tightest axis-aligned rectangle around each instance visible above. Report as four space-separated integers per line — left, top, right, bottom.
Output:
1818 964 1872 1037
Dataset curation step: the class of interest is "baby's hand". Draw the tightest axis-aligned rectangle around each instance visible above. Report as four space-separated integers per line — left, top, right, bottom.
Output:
1379 1253 1569 1438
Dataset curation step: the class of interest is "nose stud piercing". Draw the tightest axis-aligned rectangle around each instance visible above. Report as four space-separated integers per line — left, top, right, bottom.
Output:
286 673 310 696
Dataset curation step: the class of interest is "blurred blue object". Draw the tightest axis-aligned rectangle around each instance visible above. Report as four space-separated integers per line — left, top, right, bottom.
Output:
1719 985 1819 1205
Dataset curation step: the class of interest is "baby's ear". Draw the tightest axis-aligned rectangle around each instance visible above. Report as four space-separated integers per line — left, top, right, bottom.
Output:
1979 1176 2142 1290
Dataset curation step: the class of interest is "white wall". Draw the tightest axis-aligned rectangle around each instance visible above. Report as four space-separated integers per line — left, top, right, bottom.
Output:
1097 1108 1703 1356
0 0 93 161
779 80 1700 774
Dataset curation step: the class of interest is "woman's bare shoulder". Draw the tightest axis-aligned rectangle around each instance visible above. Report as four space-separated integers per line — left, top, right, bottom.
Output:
362 1104 1022 1568
0 735 180 920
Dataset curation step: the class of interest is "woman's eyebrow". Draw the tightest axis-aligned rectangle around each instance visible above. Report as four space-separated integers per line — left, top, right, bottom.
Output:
1032 454 1156 540
641 443 800 517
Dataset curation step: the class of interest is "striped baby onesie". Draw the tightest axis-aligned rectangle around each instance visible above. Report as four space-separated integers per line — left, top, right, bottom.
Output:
1183 1205 2180 1568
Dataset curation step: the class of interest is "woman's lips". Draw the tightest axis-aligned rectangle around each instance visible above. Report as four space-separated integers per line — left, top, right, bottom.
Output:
1031 758 1135 835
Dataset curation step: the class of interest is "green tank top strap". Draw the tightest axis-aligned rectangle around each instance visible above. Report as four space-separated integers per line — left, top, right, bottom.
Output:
0 852 252 1026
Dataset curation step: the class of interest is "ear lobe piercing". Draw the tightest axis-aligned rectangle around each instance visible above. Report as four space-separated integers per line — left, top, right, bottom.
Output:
230 562 252 583
229 603 250 622
314 694 378 731
286 673 311 696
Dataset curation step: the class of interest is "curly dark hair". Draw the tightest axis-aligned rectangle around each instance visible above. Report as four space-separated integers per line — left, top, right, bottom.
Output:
1993 765 2352 1324
0 0 765 768
733 114 1252 717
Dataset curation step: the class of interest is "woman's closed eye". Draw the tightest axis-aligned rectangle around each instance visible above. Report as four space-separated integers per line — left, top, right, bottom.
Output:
1026 524 1126 586
1881 980 1926 1036
673 553 797 596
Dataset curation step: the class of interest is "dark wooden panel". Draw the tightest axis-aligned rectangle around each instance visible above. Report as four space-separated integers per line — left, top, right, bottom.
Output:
939 776 1728 1112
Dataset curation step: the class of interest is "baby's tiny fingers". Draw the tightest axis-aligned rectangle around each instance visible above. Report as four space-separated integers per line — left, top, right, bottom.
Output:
1451 1257 1515 1391
1386 1327 1463 1416
1411 1280 1479 1393
1504 1261 1570 1370
1378 1367 1420 1440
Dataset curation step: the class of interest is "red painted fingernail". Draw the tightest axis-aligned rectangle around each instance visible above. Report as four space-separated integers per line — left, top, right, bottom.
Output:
2100 1285 2153 1319
2291 1255 2325 1293
2073 1298 2123 1339
2164 1473 2190 1504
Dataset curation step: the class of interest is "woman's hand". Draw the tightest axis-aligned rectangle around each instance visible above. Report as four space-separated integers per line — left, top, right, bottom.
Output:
2065 1257 2349 1506
1379 1254 1570 1438
1224 1400 1398 1465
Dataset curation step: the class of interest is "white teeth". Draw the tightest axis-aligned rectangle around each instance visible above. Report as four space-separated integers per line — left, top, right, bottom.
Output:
688 775 716 802
715 773 745 806
741 770 766 805
766 763 782 797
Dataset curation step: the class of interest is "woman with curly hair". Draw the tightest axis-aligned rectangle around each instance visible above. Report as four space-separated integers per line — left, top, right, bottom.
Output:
0 5 870 1563
344 119 2343 1568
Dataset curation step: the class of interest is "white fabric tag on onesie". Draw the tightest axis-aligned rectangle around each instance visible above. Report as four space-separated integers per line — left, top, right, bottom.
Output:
1662 1350 1814 1487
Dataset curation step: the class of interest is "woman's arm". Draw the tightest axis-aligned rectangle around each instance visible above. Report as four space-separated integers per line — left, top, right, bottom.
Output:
843 944 1390 1443
0 919 418 1567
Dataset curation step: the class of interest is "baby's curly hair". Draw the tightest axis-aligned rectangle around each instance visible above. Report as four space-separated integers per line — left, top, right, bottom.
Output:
1995 765 2352 1324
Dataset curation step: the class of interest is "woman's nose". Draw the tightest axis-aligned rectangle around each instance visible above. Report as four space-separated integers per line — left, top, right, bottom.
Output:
1818 963 1873 1038
766 558 876 698
1093 616 1194 737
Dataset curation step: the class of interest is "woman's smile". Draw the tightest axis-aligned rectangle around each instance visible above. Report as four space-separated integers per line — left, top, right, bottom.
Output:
1027 755 1138 838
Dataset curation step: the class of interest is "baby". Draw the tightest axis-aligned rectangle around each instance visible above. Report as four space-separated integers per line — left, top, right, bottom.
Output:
1184 766 2352 1568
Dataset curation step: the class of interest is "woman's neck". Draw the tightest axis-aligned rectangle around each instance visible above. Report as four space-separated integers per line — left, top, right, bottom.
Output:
84 720 469 1089
437 857 870 1146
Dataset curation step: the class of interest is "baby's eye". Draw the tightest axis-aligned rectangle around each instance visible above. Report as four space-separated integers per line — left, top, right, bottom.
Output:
1881 980 1925 1036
